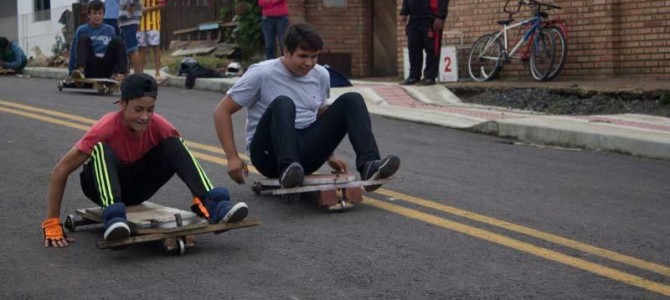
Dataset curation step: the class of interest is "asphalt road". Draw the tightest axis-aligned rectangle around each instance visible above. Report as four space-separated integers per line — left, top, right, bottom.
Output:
1 76 669 299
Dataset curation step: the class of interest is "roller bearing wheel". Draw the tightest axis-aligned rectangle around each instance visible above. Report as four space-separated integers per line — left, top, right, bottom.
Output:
64 214 76 232
176 237 186 256
252 182 262 195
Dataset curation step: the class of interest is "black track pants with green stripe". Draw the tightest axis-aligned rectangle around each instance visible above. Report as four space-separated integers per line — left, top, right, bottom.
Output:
80 137 214 207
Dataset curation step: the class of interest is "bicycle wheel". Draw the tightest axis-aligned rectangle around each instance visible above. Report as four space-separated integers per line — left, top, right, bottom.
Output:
529 29 556 81
545 26 567 80
468 34 503 81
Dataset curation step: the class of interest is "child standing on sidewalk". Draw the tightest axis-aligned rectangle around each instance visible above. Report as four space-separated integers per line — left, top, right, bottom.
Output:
137 0 164 81
119 0 144 74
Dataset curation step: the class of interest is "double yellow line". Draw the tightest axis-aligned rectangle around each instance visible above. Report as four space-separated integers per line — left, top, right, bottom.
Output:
1 99 669 296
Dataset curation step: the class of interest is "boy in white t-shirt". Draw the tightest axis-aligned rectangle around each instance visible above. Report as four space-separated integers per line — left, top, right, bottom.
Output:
213 23 400 191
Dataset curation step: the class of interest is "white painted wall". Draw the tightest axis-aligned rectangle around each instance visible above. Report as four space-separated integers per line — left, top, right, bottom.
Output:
0 1 18 41
17 0 77 58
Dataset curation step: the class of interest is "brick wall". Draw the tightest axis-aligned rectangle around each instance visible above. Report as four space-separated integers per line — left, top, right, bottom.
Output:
395 0 669 80
615 1 670 78
285 0 668 79
288 0 370 77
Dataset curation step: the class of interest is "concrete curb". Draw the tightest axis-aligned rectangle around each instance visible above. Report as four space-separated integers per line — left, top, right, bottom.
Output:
23 67 67 79
471 117 670 160
163 75 235 93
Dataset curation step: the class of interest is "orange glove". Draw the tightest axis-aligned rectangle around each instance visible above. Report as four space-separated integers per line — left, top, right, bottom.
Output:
42 218 69 247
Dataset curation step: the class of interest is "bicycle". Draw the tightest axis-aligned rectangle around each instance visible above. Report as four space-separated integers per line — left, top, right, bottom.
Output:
468 0 560 81
518 3 568 80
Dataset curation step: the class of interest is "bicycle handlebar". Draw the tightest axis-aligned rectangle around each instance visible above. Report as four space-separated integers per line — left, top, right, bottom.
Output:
504 0 562 15
526 0 562 10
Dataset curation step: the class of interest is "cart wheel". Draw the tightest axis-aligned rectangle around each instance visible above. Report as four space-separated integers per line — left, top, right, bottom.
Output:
57 83 63 92
177 237 186 256
64 214 76 232
252 182 262 195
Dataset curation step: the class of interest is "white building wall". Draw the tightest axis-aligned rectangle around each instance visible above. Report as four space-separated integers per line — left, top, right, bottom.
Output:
17 0 77 58
0 1 18 41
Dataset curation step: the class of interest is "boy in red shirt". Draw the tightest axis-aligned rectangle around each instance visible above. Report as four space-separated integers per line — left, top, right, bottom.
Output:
42 73 248 248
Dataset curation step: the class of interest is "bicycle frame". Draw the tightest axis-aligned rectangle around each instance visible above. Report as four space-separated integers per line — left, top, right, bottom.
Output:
482 14 543 62
520 15 568 61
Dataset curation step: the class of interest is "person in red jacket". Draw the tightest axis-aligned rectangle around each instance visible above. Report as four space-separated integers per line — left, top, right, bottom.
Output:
258 0 289 59
400 0 449 85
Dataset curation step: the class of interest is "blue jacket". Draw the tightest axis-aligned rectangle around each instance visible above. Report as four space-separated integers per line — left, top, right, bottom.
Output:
68 23 117 73
1 41 27 70
104 0 120 19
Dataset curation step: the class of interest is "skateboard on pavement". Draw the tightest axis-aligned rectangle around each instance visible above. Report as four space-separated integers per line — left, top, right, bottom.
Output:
57 77 120 95
63 201 261 256
0 68 16 75
251 173 389 211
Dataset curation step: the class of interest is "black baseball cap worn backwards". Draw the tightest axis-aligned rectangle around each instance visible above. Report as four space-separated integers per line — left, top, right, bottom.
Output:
121 73 158 101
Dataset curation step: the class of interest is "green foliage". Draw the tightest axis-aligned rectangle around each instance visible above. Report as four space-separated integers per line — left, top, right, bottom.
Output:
232 0 263 60
219 6 230 21
52 36 68 56
659 92 670 106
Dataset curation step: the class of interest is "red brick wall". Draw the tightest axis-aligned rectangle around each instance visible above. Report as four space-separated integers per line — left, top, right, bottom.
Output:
615 1 670 78
395 0 670 80
286 0 668 79
287 0 370 77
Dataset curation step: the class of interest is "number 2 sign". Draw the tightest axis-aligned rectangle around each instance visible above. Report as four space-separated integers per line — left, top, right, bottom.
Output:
439 46 458 82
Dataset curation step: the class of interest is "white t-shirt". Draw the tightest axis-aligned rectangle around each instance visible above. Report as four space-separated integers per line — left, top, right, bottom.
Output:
226 58 330 151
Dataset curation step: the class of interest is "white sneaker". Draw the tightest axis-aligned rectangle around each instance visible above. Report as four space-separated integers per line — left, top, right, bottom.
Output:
104 221 130 241
222 202 249 223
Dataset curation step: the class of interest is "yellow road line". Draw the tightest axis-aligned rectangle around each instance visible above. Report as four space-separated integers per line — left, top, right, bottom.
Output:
0 99 98 124
363 197 670 297
376 189 670 277
3 99 670 296
0 99 252 160
0 106 90 131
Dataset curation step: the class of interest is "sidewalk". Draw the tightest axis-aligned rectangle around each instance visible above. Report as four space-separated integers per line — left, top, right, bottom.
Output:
23 67 670 160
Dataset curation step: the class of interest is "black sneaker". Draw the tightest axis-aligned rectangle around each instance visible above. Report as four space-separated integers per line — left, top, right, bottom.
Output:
361 155 401 192
417 78 436 86
280 162 304 188
400 77 419 85
221 202 249 223
104 220 130 241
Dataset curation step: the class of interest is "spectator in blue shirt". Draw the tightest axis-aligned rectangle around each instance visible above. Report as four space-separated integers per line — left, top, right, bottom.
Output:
68 0 127 81
0 37 28 72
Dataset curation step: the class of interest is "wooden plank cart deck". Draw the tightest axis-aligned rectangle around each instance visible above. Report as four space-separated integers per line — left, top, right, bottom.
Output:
251 173 387 211
64 201 260 255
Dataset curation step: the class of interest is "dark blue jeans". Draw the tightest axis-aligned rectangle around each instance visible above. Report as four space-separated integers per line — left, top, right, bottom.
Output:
103 18 121 36
261 15 289 59
406 18 442 80
249 92 381 178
